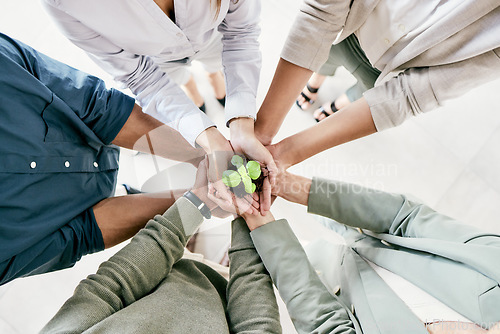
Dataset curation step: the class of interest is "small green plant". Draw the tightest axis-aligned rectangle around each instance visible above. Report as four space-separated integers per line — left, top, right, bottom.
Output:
222 155 262 194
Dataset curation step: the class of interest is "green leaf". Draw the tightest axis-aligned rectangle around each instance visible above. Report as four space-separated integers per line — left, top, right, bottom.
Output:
231 155 244 168
246 160 261 180
222 170 241 187
237 164 248 177
241 175 254 194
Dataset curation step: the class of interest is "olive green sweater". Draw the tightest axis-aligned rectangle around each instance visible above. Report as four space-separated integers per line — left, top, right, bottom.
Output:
41 197 281 333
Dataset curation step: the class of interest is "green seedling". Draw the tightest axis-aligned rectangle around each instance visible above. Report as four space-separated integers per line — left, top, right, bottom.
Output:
222 155 262 194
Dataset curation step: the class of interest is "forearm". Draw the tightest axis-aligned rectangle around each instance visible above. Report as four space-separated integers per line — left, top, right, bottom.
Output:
195 126 232 154
113 104 204 165
93 189 187 248
255 58 313 144
277 97 376 166
250 220 355 334
275 172 311 206
226 218 281 333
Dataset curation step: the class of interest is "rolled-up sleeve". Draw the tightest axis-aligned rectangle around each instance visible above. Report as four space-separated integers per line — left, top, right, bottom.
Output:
251 219 355 334
364 48 500 131
42 0 214 146
281 0 351 72
219 0 262 126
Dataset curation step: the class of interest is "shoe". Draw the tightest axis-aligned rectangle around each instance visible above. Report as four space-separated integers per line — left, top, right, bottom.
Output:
296 83 319 110
199 103 206 113
217 96 226 107
123 184 143 194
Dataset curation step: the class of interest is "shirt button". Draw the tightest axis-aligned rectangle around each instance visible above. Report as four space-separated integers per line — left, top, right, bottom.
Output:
64 161 70 168
384 38 390 45
351 304 355 315
333 285 340 295
93 162 99 168
30 161 37 169
356 227 363 234
398 24 406 32
381 239 391 247
176 32 183 38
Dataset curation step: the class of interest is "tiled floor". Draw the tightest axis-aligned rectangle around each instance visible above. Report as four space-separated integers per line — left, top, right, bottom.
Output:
2 0 500 333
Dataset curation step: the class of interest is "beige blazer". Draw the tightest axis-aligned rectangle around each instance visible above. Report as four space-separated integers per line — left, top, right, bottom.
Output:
282 0 500 132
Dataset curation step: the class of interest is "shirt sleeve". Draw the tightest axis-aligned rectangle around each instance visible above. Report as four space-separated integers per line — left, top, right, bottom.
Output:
42 1 214 146
226 218 282 333
307 177 498 243
280 0 351 72
364 48 500 132
3 33 134 145
250 219 355 334
40 197 204 334
218 0 262 126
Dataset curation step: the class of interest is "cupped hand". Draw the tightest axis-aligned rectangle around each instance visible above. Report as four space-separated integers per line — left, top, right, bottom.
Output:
207 183 259 216
230 118 278 215
207 150 259 215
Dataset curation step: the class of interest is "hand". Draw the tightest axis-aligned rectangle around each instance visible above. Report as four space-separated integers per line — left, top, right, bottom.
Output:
230 118 278 215
207 183 260 216
191 158 217 211
241 210 275 232
196 127 258 215
207 151 259 215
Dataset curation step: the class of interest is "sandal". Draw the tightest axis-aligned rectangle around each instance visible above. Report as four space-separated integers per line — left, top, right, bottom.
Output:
296 83 319 110
314 100 338 122
199 102 206 113
217 96 226 107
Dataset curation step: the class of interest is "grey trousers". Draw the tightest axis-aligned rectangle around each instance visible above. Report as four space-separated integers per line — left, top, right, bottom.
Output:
318 35 381 102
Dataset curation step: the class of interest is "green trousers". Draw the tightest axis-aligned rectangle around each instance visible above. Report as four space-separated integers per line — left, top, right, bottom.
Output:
318 35 381 102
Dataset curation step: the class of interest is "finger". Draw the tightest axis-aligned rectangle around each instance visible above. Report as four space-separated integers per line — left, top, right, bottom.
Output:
264 153 278 187
208 191 237 213
252 192 260 209
244 193 259 211
260 176 272 215
234 195 252 215
213 181 233 204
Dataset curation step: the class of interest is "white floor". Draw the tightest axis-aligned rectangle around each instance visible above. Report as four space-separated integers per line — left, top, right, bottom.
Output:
1 1 500 333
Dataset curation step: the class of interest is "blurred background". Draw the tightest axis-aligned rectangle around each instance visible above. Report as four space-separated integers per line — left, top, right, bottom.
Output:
1 1 500 332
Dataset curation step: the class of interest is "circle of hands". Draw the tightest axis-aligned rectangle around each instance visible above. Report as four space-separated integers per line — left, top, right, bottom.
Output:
192 137 289 225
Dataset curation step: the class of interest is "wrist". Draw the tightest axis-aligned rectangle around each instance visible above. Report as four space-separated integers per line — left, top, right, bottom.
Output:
229 118 255 148
242 212 275 231
278 173 311 206
273 139 296 168
191 187 216 211
196 127 230 154
254 128 273 146
185 189 214 219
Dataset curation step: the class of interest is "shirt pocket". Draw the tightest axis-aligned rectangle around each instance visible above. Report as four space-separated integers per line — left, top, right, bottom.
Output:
41 94 103 147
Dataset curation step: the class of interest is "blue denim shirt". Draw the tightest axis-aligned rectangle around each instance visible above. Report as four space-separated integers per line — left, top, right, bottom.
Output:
0 33 134 273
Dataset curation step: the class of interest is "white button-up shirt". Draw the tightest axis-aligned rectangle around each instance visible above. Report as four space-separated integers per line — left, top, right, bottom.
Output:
356 0 462 70
42 0 262 145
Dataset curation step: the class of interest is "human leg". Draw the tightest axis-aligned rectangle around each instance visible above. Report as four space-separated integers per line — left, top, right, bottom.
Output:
295 72 327 110
207 70 226 105
196 32 225 107
183 75 206 110
312 34 380 121
159 63 206 111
